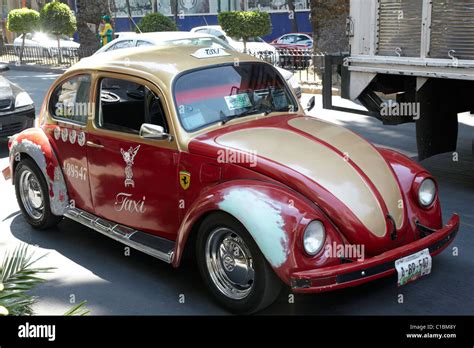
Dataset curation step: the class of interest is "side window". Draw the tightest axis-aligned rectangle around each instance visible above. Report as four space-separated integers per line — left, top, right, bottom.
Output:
208 29 220 37
296 35 311 44
107 40 134 51
96 77 168 135
136 40 153 47
281 35 296 44
49 74 92 125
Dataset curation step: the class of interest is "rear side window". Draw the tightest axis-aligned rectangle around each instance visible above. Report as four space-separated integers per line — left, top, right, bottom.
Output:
296 35 311 44
279 35 296 44
194 29 209 34
49 74 92 125
96 77 168 135
136 40 153 47
107 40 134 51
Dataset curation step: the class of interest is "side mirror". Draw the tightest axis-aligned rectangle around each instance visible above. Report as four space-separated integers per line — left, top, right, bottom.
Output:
305 96 316 112
0 64 10 73
139 123 173 142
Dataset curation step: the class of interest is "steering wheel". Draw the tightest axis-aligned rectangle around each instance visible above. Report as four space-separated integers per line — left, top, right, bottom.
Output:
101 91 120 103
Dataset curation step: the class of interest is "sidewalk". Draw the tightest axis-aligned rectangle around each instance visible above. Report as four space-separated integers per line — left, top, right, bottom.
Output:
7 63 67 74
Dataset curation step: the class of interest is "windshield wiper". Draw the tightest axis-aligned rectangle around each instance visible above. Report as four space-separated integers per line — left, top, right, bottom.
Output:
236 105 273 118
220 106 273 125
221 114 241 125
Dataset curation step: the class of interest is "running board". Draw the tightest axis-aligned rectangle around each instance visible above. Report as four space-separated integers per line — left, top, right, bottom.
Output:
64 208 175 263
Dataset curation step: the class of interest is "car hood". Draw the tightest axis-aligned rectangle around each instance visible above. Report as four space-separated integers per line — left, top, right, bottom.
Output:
189 115 406 253
275 67 293 81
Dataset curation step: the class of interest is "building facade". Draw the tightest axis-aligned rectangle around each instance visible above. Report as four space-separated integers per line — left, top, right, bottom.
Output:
113 0 312 40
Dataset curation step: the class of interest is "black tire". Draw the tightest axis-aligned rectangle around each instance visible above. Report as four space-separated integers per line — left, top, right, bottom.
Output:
14 158 62 230
196 212 282 314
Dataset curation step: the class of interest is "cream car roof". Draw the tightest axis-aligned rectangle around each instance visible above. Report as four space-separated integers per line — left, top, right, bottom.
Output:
68 45 262 87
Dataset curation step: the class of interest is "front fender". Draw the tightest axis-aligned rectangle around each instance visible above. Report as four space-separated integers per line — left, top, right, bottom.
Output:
378 147 442 231
9 128 69 216
172 180 343 284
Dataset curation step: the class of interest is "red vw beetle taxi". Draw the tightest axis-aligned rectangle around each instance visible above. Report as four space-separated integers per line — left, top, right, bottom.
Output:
3 45 459 313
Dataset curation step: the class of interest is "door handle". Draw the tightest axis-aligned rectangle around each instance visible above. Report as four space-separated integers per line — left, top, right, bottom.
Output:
86 141 104 149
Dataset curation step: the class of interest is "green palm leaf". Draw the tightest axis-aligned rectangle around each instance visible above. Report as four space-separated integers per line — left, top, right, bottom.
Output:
0 244 53 316
0 244 90 316
64 301 90 316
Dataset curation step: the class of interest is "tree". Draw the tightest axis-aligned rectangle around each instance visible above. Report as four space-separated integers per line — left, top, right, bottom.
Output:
310 0 349 77
218 11 271 53
76 0 111 52
287 0 298 33
125 0 133 31
137 12 178 33
310 0 349 53
171 0 179 24
6 8 40 63
40 1 77 64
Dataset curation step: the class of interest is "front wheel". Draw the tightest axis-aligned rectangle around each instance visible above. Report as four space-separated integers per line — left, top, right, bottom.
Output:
196 212 282 314
14 158 62 230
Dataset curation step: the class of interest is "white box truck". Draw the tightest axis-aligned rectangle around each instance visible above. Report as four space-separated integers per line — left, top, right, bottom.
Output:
324 0 474 160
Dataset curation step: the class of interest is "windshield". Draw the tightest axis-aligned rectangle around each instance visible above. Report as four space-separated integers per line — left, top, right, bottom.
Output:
174 62 297 132
161 37 234 51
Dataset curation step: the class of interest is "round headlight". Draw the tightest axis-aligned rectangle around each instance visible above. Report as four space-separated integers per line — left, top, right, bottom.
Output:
419 178 436 207
303 221 326 256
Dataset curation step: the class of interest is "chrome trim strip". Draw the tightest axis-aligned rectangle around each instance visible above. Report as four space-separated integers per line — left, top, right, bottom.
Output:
64 207 174 263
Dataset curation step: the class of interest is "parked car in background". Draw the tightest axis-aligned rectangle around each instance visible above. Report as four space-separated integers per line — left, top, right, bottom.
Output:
190 25 279 58
271 33 314 70
13 32 80 57
0 64 35 138
271 33 313 50
95 31 301 98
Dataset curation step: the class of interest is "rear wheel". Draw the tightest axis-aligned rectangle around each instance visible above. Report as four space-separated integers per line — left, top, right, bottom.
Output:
196 212 282 314
14 158 62 230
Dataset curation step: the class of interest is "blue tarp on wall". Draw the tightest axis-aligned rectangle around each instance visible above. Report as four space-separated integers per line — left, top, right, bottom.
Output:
114 11 312 41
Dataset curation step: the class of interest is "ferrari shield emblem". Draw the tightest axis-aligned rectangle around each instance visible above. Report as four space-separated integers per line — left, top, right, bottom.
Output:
179 171 191 190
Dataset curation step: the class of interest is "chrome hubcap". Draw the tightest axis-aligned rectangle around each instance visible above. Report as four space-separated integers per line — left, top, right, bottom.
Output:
205 227 255 300
19 170 44 220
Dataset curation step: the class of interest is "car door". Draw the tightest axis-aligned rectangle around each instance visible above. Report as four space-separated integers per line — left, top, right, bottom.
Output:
46 74 94 212
86 73 180 240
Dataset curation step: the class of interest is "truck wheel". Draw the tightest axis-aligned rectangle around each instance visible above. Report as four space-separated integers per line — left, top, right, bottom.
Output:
196 212 282 314
14 158 62 230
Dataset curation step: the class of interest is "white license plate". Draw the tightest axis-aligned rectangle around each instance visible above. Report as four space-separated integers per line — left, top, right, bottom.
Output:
395 248 432 286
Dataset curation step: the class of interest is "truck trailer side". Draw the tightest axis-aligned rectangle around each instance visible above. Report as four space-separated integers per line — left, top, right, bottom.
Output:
331 0 474 160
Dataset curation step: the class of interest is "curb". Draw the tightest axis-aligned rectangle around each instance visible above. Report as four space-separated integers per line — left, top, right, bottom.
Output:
301 85 341 96
7 63 67 74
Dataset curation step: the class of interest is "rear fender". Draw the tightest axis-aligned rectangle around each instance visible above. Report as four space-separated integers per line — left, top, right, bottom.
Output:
9 128 69 216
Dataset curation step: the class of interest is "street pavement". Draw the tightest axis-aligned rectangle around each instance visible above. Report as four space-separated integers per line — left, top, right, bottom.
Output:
0 69 472 315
